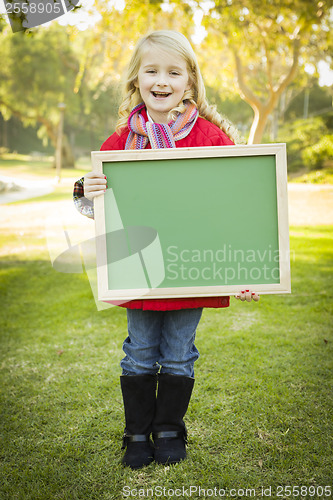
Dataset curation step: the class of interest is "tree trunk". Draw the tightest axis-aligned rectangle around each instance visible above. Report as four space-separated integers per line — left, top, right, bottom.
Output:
231 39 300 144
0 101 75 167
247 104 275 144
62 135 75 168
52 134 75 168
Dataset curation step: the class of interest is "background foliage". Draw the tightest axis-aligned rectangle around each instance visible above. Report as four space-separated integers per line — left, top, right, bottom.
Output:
0 0 332 171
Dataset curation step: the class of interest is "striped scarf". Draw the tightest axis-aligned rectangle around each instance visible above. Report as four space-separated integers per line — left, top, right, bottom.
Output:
125 102 199 150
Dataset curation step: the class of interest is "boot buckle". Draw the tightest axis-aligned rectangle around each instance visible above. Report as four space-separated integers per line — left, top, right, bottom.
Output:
122 433 150 450
153 429 188 444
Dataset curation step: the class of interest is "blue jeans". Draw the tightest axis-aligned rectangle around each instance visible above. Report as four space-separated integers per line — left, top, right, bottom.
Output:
121 308 203 377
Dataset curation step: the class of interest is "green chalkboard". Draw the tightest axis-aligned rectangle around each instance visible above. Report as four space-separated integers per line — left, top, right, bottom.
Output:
92 145 290 301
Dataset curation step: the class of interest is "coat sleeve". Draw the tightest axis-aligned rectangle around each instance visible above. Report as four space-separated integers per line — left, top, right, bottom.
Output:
72 131 128 219
73 176 95 219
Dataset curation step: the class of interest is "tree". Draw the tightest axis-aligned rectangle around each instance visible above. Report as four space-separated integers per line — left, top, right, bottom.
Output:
200 0 332 143
0 0 194 162
0 23 80 165
0 19 120 163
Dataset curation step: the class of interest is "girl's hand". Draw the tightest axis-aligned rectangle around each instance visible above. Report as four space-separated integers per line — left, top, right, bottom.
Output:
84 172 107 200
235 290 260 302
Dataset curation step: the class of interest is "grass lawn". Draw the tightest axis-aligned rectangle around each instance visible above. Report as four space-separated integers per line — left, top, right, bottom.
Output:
0 204 332 499
0 154 90 180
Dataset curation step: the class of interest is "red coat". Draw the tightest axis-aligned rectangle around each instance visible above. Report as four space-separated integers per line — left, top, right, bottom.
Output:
101 108 234 311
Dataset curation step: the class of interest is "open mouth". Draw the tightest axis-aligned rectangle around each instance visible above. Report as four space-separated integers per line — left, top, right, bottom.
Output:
151 91 171 98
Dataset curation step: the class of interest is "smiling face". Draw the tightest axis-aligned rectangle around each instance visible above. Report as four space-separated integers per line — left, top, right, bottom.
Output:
135 46 192 124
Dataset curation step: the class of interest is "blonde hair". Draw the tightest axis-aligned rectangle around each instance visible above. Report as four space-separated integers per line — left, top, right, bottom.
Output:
116 30 242 144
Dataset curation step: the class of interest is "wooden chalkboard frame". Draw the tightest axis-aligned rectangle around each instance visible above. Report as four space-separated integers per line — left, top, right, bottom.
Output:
92 144 290 303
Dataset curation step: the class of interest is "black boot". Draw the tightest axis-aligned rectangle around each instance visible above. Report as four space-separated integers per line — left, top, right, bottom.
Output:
120 374 157 469
152 373 194 465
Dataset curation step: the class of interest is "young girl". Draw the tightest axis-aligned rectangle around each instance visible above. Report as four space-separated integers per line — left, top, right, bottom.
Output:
73 30 259 470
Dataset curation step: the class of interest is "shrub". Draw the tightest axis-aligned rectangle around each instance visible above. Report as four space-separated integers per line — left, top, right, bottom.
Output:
302 135 333 169
277 117 330 172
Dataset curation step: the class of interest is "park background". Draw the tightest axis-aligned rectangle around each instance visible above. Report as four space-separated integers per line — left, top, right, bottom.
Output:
0 1 332 499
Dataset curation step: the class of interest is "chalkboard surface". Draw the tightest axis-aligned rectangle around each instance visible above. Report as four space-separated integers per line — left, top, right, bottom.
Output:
92 145 290 301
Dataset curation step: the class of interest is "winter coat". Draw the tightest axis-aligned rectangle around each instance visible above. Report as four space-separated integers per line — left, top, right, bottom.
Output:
76 107 234 311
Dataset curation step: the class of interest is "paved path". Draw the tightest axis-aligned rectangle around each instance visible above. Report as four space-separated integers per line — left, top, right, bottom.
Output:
0 174 54 203
287 183 333 226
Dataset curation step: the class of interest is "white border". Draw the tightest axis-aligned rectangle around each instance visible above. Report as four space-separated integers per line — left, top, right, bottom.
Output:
92 144 291 301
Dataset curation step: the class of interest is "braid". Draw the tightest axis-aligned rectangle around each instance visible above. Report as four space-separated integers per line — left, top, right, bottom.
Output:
198 101 245 145
194 68 244 144
168 88 196 121
116 86 140 133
